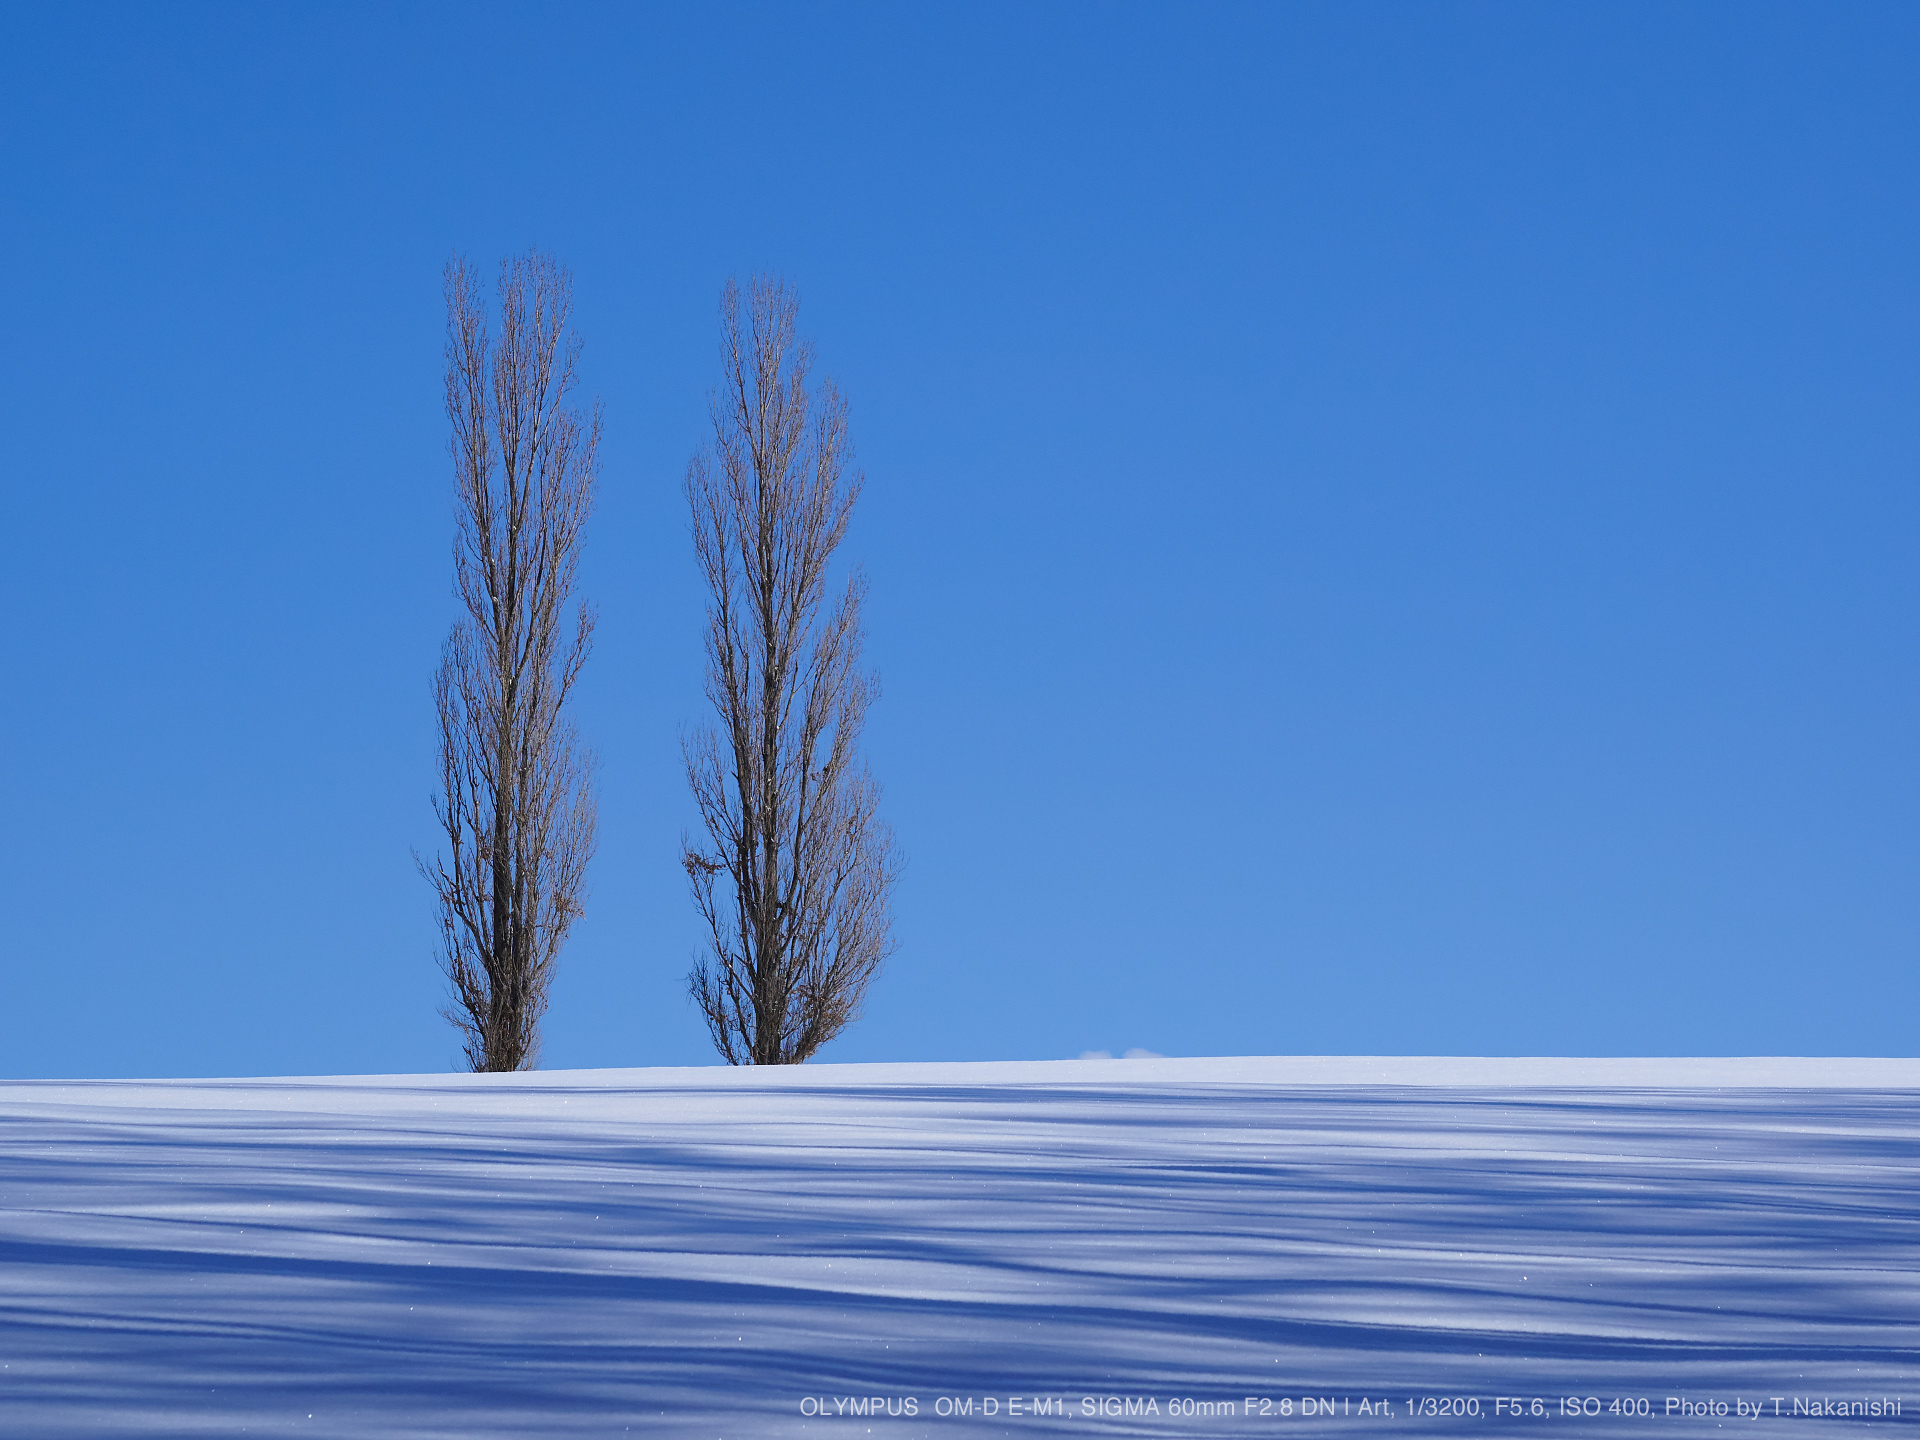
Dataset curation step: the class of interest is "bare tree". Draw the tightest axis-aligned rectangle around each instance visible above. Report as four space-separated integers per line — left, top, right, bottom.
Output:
421 252 599 1073
684 276 899 1065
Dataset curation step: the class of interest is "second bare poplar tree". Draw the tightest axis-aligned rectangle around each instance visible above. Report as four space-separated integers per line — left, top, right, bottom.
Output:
684 276 899 1065
422 252 599 1073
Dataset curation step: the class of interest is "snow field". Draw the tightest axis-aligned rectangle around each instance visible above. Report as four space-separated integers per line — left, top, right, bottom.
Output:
0 1057 1914 1437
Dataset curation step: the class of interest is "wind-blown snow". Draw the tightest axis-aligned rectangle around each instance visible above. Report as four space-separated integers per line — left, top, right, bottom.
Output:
1 1057 1914 1436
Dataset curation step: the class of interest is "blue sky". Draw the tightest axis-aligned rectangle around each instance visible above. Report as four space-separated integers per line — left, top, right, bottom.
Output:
2 4 1914 1077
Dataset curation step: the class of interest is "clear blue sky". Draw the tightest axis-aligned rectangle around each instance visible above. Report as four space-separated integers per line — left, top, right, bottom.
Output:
3 4 1914 1077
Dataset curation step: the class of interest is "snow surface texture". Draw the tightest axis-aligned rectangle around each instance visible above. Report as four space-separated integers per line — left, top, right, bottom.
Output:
1 1057 1915 1437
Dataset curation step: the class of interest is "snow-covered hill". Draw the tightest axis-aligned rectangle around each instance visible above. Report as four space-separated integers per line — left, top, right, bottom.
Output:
1 1057 1914 1437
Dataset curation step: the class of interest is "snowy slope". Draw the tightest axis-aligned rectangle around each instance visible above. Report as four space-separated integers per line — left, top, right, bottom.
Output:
1 1057 1915 1437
